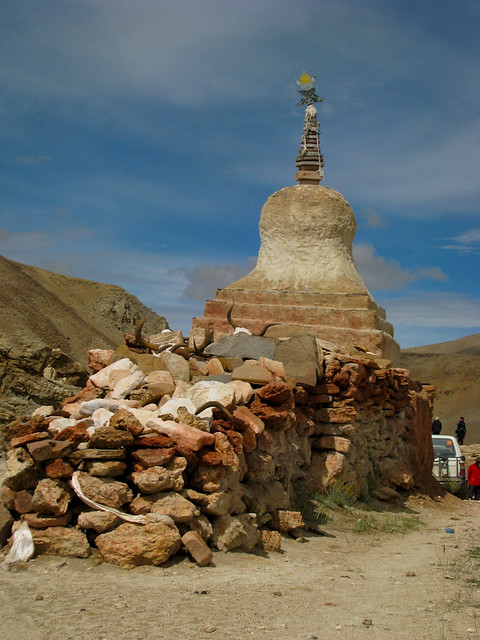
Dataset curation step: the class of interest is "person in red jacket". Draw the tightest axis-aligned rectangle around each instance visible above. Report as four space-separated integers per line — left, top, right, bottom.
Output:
467 458 480 500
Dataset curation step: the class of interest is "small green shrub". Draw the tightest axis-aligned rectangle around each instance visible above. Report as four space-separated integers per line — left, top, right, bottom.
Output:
353 514 376 533
316 481 358 510
353 513 423 534
378 514 422 534
293 483 331 525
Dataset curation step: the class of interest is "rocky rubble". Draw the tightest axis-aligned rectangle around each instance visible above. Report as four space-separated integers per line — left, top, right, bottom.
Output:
0 328 435 569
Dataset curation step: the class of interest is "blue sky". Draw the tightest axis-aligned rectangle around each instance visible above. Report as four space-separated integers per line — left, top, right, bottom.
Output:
0 0 479 348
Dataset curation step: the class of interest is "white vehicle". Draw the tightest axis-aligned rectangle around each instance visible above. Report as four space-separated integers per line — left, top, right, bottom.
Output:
432 434 467 494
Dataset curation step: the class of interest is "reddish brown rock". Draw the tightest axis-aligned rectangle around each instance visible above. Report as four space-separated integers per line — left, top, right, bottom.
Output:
191 465 226 493
234 407 265 437
131 447 176 469
88 348 114 373
68 448 127 464
95 522 181 569
223 429 244 456
31 478 72 516
44 458 75 480
54 423 90 445
182 530 212 566
73 471 133 509
0 503 14 546
270 510 304 532
5 416 42 442
1 485 15 510
23 511 72 528
109 409 145 437
314 406 357 423
79 460 127 477
14 490 34 514
132 434 175 449
10 431 50 448
248 398 295 431
89 427 134 449
31 526 91 558
256 381 294 406
214 432 238 467
27 439 75 462
130 458 186 494
257 529 282 552
77 510 122 533
196 448 223 467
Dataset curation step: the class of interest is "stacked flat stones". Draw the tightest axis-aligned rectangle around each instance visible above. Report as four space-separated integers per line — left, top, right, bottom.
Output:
0 329 433 569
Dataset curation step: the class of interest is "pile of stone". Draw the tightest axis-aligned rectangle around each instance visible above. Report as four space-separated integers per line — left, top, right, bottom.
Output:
0 328 434 569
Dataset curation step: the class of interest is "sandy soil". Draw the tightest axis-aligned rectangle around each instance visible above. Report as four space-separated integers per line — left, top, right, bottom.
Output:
1 492 479 640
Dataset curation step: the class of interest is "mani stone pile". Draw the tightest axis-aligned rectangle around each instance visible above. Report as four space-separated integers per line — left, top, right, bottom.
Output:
0 328 433 569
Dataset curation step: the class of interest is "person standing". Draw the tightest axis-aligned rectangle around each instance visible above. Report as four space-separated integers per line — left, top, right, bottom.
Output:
467 458 480 500
432 416 442 434
455 417 466 445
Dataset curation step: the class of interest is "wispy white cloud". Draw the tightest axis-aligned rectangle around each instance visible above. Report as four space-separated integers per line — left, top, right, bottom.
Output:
360 208 386 229
385 292 480 330
178 260 257 301
353 244 448 290
442 227 480 252
381 292 480 348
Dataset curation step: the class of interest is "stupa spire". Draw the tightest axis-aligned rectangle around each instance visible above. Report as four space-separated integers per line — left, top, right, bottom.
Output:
295 71 324 185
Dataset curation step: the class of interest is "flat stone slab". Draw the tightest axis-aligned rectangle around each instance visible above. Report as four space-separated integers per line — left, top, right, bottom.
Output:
204 333 276 360
274 335 322 386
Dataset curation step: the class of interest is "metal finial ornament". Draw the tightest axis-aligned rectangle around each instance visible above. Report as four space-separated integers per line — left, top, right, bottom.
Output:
295 71 324 184
295 71 324 106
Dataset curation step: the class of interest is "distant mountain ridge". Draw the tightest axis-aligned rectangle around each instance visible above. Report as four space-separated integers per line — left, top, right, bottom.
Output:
403 333 480 356
0 254 169 428
0 254 168 365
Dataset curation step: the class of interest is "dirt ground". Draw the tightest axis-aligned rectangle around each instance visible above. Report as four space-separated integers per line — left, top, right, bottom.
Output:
0 489 479 640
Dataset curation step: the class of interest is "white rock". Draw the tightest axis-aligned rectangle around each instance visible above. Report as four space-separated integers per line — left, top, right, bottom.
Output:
157 398 197 419
172 380 192 397
142 403 158 412
225 380 254 405
111 369 145 399
32 405 55 418
89 358 137 389
79 398 138 417
148 329 184 348
128 407 161 427
144 370 175 385
48 418 78 434
91 408 114 428
185 380 236 411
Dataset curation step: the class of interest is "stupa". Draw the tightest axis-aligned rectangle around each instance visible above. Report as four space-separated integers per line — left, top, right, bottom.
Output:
192 73 400 362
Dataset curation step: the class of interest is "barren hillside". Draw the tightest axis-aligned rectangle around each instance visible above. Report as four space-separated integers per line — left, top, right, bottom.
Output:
0 254 168 365
400 334 480 443
0 255 169 426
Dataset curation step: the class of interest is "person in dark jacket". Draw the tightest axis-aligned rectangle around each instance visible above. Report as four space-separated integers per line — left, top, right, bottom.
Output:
467 458 480 500
432 417 442 434
455 417 466 445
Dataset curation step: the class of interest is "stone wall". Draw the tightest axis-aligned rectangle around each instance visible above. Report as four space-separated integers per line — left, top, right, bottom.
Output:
0 331 435 568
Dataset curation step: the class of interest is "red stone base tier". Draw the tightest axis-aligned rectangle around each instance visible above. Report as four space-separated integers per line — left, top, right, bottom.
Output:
192 287 400 363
